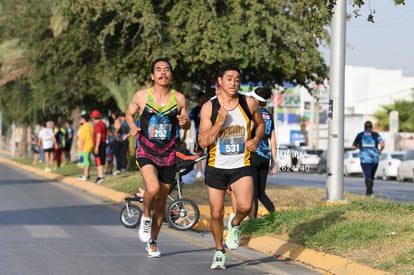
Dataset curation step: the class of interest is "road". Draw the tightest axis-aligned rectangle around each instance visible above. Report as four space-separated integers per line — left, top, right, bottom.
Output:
0 162 320 275
268 171 414 203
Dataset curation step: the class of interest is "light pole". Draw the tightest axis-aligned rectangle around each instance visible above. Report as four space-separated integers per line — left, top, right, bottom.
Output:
0 111 2 150
326 0 346 202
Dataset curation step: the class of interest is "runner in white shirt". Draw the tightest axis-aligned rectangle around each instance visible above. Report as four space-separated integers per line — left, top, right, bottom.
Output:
38 121 56 172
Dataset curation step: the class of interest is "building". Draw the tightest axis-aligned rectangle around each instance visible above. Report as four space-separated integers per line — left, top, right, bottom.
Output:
272 66 414 150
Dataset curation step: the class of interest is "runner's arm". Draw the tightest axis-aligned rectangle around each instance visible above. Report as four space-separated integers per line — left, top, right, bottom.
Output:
176 91 190 130
246 97 265 152
198 101 226 149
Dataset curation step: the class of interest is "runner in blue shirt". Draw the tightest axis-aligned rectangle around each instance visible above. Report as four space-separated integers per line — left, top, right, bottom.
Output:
247 87 276 218
351 121 385 196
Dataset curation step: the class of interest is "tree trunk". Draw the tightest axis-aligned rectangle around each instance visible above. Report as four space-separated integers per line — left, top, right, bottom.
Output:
18 123 28 157
70 107 81 162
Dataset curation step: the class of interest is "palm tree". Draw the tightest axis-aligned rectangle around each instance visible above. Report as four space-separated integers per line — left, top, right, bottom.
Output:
373 91 414 132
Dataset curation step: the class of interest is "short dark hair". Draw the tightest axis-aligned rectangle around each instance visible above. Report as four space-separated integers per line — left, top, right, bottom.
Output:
151 58 173 73
364 120 373 130
217 64 241 78
81 114 90 122
254 87 272 106
254 87 272 100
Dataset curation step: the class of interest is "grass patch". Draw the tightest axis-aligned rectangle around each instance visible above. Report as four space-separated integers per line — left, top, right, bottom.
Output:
10 157 414 274
242 199 414 274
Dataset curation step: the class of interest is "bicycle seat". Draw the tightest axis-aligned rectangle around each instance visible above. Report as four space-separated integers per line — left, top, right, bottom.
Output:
125 196 143 203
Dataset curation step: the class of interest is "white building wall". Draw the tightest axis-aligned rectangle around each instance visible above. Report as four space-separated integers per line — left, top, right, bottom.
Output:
345 66 414 115
275 66 414 149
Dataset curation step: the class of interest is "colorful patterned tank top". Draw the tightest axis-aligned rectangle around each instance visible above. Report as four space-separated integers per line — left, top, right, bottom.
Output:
136 88 178 166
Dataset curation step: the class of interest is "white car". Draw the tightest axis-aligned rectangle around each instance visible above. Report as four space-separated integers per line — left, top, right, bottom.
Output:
397 149 414 182
343 150 362 176
375 151 406 180
298 148 324 171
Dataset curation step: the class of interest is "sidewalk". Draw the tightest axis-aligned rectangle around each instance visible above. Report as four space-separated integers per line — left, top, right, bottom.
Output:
0 156 392 275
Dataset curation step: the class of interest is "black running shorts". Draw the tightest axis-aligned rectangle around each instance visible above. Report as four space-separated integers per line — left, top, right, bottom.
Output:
205 165 253 190
136 157 176 185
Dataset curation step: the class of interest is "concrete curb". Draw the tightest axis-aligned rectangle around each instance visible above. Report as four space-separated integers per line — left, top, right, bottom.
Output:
0 157 392 275
245 236 392 275
0 158 128 203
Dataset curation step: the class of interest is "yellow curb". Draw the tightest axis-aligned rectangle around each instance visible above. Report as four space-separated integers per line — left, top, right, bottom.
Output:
193 205 234 231
0 149 11 155
317 201 350 206
0 158 130 203
245 236 393 275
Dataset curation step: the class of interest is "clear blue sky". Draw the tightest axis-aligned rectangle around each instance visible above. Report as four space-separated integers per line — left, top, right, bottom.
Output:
321 0 414 76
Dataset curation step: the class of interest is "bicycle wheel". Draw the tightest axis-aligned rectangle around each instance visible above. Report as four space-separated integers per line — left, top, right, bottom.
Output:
166 198 200 231
120 204 143 228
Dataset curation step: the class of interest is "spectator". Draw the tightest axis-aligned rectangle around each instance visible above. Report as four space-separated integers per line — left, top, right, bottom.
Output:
31 132 39 165
351 120 385 196
189 91 207 180
77 114 94 181
38 121 56 172
54 124 66 169
112 111 129 175
105 128 114 175
64 120 74 164
91 110 107 184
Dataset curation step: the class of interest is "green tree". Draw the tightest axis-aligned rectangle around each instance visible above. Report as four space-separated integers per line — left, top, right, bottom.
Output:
373 92 414 132
100 75 139 112
0 0 407 129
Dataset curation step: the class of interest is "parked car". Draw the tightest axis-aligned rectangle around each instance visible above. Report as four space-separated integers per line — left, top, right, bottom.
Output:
375 151 406 180
343 150 362 176
397 149 414 182
317 147 353 174
299 148 324 171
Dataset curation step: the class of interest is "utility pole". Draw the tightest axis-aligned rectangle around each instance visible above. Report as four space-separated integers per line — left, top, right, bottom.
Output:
0 111 2 149
326 0 346 202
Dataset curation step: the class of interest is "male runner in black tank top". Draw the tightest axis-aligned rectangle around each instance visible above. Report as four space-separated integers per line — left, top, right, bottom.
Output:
125 58 190 258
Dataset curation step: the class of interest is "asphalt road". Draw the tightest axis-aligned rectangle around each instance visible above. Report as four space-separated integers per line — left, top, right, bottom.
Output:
268 171 414 203
0 162 321 275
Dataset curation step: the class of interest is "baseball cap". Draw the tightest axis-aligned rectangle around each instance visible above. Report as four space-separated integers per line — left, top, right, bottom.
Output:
90 110 101 118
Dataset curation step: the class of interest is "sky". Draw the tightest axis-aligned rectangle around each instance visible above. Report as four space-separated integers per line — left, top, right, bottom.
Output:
320 0 414 76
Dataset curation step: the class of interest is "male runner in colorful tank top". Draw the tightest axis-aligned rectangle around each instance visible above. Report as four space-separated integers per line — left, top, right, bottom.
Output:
125 58 190 258
198 64 265 270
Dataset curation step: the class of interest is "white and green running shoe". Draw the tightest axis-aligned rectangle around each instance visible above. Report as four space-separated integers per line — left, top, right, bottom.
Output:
225 213 240 250
210 250 226 270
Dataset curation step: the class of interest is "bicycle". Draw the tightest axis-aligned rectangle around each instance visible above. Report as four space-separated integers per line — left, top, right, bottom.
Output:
119 147 206 231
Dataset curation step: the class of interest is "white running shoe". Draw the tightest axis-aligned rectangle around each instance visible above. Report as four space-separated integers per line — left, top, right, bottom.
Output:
77 175 89 181
196 171 204 180
225 213 240 250
210 250 226 270
146 240 161 258
138 216 152 243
